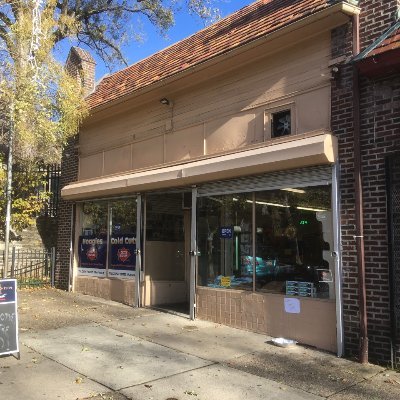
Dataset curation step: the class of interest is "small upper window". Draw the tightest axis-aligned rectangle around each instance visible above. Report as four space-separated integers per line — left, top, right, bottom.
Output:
271 109 291 138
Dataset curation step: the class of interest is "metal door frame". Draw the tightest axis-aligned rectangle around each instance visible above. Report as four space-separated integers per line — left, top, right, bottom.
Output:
135 194 142 307
189 187 198 320
332 164 344 357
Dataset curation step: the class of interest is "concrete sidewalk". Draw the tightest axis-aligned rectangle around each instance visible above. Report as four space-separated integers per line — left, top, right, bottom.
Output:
1 288 400 400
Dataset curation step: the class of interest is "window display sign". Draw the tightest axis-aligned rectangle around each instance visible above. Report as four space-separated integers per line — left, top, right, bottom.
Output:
78 235 107 276
219 226 233 239
0 279 19 357
109 234 136 279
284 297 301 314
220 276 231 287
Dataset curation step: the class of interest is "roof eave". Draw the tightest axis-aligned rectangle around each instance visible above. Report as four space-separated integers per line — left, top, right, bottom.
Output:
356 48 400 78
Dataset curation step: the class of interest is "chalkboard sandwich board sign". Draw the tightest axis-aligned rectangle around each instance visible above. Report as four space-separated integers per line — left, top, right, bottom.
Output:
0 279 19 357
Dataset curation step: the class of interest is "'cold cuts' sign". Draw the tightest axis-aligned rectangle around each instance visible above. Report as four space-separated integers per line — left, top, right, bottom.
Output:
78 235 107 277
109 234 136 279
0 279 19 356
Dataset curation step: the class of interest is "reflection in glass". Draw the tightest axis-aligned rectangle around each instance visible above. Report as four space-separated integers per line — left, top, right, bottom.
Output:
109 199 137 279
145 194 185 281
197 186 334 299
81 201 108 237
79 199 138 279
79 201 109 276
255 186 333 298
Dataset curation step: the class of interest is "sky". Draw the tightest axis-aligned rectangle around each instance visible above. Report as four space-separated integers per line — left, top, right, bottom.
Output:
77 0 254 81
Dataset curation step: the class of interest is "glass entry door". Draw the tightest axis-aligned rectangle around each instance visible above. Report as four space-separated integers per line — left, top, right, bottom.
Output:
144 192 189 314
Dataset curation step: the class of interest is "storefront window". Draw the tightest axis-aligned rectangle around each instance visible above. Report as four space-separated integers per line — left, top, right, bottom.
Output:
79 201 108 277
255 186 334 299
109 199 137 279
78 198 137 279
197 193 253 290
197 186 334 299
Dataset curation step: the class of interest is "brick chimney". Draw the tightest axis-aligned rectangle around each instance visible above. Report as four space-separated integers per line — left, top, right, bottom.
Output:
65 47 96 97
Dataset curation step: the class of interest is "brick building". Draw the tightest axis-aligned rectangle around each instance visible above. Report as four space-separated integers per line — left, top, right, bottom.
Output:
331 0 400 364
57 1 400 365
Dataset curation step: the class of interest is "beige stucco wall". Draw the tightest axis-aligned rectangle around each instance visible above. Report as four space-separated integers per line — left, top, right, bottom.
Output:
78 33 332 181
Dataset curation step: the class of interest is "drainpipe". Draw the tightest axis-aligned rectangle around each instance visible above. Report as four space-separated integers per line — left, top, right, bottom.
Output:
352 13 368 364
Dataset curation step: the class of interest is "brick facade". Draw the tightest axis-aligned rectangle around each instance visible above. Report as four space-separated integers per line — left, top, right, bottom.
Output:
55 135 79 290
332 0 400 364
55 47 96 290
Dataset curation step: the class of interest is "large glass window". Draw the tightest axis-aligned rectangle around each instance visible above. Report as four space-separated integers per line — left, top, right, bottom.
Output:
78 201 108 277
109 199 137 279
78 198 137 279
254 186 333 299
197 193 253 291
197 185 334 299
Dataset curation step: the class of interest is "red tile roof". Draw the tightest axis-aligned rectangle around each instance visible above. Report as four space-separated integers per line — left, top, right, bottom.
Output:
87 0 332 110
368 28 400 57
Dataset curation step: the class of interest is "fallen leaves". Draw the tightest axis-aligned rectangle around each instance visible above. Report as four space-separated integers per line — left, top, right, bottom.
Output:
184 390 198 396
384 378 400 386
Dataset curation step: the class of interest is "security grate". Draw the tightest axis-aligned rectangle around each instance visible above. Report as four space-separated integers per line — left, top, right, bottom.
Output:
388 154 400 343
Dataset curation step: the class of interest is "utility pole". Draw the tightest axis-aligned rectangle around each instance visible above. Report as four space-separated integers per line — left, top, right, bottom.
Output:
3 103 14 279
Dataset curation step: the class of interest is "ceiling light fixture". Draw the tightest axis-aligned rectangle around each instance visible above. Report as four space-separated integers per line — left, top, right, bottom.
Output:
160 97 170 105
281 188 306 194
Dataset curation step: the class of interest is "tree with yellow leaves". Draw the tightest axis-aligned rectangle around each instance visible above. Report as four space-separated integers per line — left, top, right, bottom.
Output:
0 0 219 273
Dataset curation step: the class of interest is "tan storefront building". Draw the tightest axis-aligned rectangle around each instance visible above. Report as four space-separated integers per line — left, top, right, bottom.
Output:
60 1 361 356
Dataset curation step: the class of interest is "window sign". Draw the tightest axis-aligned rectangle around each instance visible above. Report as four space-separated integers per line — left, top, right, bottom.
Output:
79 201 108 277
78 199 137 279
284 297 301 314
220 276 231 287
109 234 136 278
219 226 233 239
78 235 107 276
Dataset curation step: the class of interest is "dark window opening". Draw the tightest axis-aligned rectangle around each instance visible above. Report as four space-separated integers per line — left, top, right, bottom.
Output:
272 109 291 138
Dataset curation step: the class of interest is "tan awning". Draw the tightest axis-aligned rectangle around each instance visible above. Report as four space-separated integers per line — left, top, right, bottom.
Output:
62 132 337 201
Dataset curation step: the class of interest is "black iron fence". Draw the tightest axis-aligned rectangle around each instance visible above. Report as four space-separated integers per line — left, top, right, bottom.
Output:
40 164 61 218
0 247 56 288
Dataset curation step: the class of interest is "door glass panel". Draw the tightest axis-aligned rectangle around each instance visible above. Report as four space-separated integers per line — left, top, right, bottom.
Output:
197 193 253 290
109 198 137 279
145 194 185 281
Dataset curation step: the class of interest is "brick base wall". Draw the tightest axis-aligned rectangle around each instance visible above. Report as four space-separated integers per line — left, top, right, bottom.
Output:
75 276 135 306
197 287 267 332
196 287 337 353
